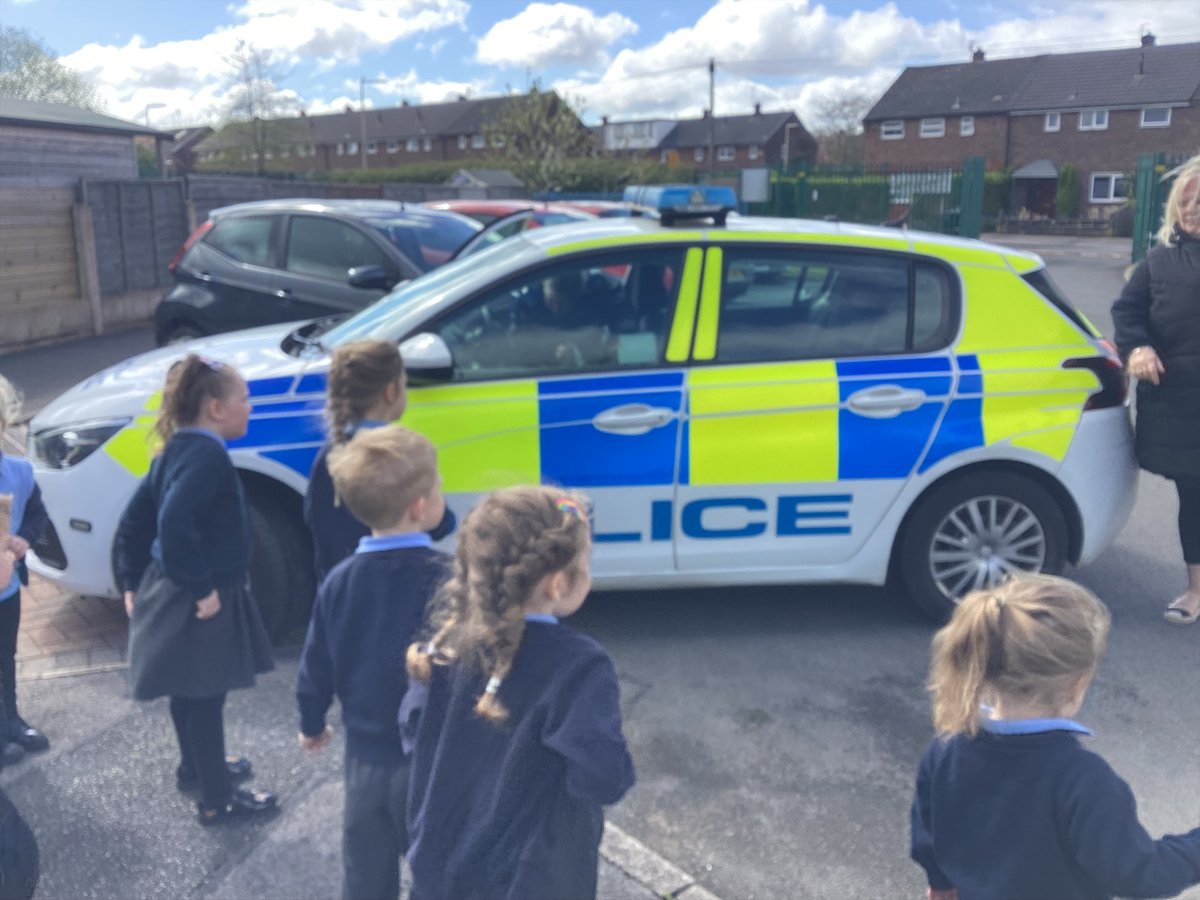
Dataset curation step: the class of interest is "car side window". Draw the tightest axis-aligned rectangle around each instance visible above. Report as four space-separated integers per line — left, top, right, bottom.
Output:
285 216 390 282
204 216 276 267
715 249 933 364
432 250 685 382
912 263 955 351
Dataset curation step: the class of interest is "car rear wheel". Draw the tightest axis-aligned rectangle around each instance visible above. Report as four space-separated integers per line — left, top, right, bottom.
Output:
247 495 314 642
898 471 1068 621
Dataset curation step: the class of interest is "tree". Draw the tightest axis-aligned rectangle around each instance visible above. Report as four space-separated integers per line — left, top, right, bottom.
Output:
212 42 302 176
809 90 875 169
483 85 593 192
0 26 101 109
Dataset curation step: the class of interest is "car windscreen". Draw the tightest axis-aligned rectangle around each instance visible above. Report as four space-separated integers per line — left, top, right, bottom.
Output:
367 214 480 274
534 211 591 226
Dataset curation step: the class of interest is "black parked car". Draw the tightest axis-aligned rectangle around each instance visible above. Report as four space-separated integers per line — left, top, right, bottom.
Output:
155 199 482 345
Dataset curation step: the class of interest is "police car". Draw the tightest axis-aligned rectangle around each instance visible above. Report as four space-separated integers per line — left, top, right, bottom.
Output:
26 187 1137 633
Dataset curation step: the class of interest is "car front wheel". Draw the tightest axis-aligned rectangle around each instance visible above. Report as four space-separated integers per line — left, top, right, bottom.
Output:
246 495 314 642
898 471 1068 621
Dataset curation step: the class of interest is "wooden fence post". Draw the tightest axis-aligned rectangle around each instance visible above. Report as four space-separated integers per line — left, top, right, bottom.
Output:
73 202 104 336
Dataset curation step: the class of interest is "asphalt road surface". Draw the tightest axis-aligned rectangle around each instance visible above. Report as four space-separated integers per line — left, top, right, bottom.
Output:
3 235 1199 899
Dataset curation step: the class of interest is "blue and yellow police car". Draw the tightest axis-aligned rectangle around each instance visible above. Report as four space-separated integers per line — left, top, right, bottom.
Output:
26 189 1137 630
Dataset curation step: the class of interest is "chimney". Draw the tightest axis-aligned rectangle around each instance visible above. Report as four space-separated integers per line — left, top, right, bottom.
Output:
972 47 985 62
702 108 711 118
1141 31 1156 47
458 94 468 102
402 99 410 107
601 115 608 125
299 110 307 117
344 104 353 113
754 102 761 115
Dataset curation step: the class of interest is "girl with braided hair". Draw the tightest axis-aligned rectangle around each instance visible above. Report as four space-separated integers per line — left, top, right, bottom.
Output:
400 485 634 900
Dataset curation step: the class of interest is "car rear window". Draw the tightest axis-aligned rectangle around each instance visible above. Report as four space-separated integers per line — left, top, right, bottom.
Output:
1021 268 1099 337
368 215 479 273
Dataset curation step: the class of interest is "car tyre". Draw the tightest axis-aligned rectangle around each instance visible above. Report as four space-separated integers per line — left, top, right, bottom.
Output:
898 471 1068 622
247 496 313 642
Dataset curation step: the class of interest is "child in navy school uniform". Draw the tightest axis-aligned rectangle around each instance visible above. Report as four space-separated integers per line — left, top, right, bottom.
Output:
304 340 454 585
911 574 1200 900
0 376 50 767
114 355 276 825
296 425 450 900
401 485 635 900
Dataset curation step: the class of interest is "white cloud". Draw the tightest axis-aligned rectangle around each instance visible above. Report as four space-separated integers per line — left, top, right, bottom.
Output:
59 0 468 124
476 2 637 69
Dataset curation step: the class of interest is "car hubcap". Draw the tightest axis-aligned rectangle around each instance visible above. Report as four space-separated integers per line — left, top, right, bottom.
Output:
929 495 1046 600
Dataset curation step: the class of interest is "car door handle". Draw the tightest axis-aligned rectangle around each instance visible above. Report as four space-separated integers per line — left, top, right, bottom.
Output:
846 385 927 418
275 288 294 299
196 272 212 282
593 404 676 435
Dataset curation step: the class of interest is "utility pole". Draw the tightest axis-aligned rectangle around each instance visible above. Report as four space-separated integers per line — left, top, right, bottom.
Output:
707 58 715 176
359 75 387 171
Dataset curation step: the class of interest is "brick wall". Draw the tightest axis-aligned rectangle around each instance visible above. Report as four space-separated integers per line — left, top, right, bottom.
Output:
864 113 1008 170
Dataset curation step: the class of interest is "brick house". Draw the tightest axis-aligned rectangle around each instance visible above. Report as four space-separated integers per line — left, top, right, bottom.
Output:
864 36 1200 218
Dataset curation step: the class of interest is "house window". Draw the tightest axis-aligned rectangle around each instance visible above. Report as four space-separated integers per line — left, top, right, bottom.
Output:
718 146 735 161
309 145 316 157
1141 107 1171 128
1089 172 1128 203
749 145 760 160
1078 109 1108 131
280 146 290 158
423 137 432 152
458 135 467 150
881 120 904 140
366 142 378 155
694 147 704 162
919 118 945 138
471 133 486 149
336 143 345 156
347 141 358 155
959 116 975 137
406 138 419 152
387 140 398 154
661 150 669 163
1044 112 1061 132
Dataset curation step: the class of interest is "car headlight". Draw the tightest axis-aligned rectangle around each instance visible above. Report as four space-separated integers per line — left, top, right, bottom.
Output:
32 418 131 469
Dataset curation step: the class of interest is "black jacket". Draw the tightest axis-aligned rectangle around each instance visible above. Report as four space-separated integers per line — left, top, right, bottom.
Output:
1112 228 1200 478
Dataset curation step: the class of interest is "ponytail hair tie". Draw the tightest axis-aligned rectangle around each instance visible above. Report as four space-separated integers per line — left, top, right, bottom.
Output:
484 676 502 696
424 640 438 655
555 497 587 523
993 595 1006 609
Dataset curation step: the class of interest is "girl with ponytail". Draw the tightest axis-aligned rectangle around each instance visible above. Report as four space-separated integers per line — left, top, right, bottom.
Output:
911 574 1200 900
400 485 634 900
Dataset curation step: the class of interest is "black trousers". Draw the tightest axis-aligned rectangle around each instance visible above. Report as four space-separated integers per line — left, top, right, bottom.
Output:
0 591 20 736
1176 476 1200 565
168 694 230 809
342 754 410 900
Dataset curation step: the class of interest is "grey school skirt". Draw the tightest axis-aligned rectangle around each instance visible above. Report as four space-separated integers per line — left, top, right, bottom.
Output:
128 561 274 701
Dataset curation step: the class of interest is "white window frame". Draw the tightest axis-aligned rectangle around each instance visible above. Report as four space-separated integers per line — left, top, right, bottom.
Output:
880 120 904 140
406 138 419 152
748 144 760 160
959 115 975 137
457 135 467 150
366 141 378 155
919 118 945 138
717 145 735 161
386 140 398 154
336 143 345 156
660 150 669 163
347 141 358 155
694 147 705 162
1044 112 1061 132
1140 107 1171 128
423 137 432 152
1089 172 1127 204
471 133 485 149
1078 109 1108 131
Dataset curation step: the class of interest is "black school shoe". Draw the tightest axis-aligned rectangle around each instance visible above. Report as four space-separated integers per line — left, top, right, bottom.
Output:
10 718 49 753
197 787 278 826
176 756 253 792
0 741 24 767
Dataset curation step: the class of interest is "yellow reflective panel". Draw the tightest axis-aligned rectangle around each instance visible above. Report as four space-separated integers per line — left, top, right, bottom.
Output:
102 415 160 477
665 247 704 363
689 361 838 484
692 247 723 361
403 380 540 492
956 267 1091 352
1005 253 1041 274
911 241 1005 267
545 232 704 256
1010 424 1079 461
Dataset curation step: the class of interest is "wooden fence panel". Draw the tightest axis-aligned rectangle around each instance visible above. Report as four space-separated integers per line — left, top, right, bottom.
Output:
84 179 188 297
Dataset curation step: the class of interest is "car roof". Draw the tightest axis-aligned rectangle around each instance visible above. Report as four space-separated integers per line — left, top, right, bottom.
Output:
422 199 591 215
511 214 1043 269
209 198 481 229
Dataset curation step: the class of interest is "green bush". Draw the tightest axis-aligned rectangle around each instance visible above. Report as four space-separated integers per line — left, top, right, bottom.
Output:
1056 164 1079 218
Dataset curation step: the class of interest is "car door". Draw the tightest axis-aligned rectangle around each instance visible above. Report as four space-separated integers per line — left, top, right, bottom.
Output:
400 245 703 578
674 244 958 572
275 215 399 320
189 214 283 331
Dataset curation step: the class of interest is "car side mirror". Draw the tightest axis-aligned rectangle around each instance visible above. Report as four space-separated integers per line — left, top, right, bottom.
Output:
399 332 453 382
347 265 394 291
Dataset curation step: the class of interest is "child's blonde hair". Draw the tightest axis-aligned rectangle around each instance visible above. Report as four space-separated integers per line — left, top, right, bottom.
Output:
327 426 437 531
326 340 405 443
0 376 22 434
406 485 591 725
1157 155 1200 245
928 574 1110 737
156 354 243 443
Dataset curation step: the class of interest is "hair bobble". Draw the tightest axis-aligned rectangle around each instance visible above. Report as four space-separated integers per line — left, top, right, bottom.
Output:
484 676 502 696
197 355 226 372
993 595 1006 608
555 497 587 522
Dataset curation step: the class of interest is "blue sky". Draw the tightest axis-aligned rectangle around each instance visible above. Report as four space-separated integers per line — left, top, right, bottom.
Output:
2 0 1197 129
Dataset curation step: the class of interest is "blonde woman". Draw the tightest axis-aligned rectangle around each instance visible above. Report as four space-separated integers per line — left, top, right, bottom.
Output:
1112 157 1200 623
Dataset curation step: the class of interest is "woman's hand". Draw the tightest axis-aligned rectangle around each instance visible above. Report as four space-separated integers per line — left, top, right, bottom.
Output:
195 589 221 620
124 591 135 617
1128 346 1165 385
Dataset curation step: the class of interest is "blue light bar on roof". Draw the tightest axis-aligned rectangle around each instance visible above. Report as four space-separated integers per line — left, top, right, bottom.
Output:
622 184 737 226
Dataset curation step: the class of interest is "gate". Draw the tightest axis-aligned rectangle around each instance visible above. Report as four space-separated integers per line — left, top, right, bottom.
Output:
1132 152 1190 263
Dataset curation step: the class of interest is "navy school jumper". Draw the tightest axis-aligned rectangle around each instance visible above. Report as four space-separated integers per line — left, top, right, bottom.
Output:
303 421 456 585
296 533 450 764
911 719 1200 900
400 619 635 900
